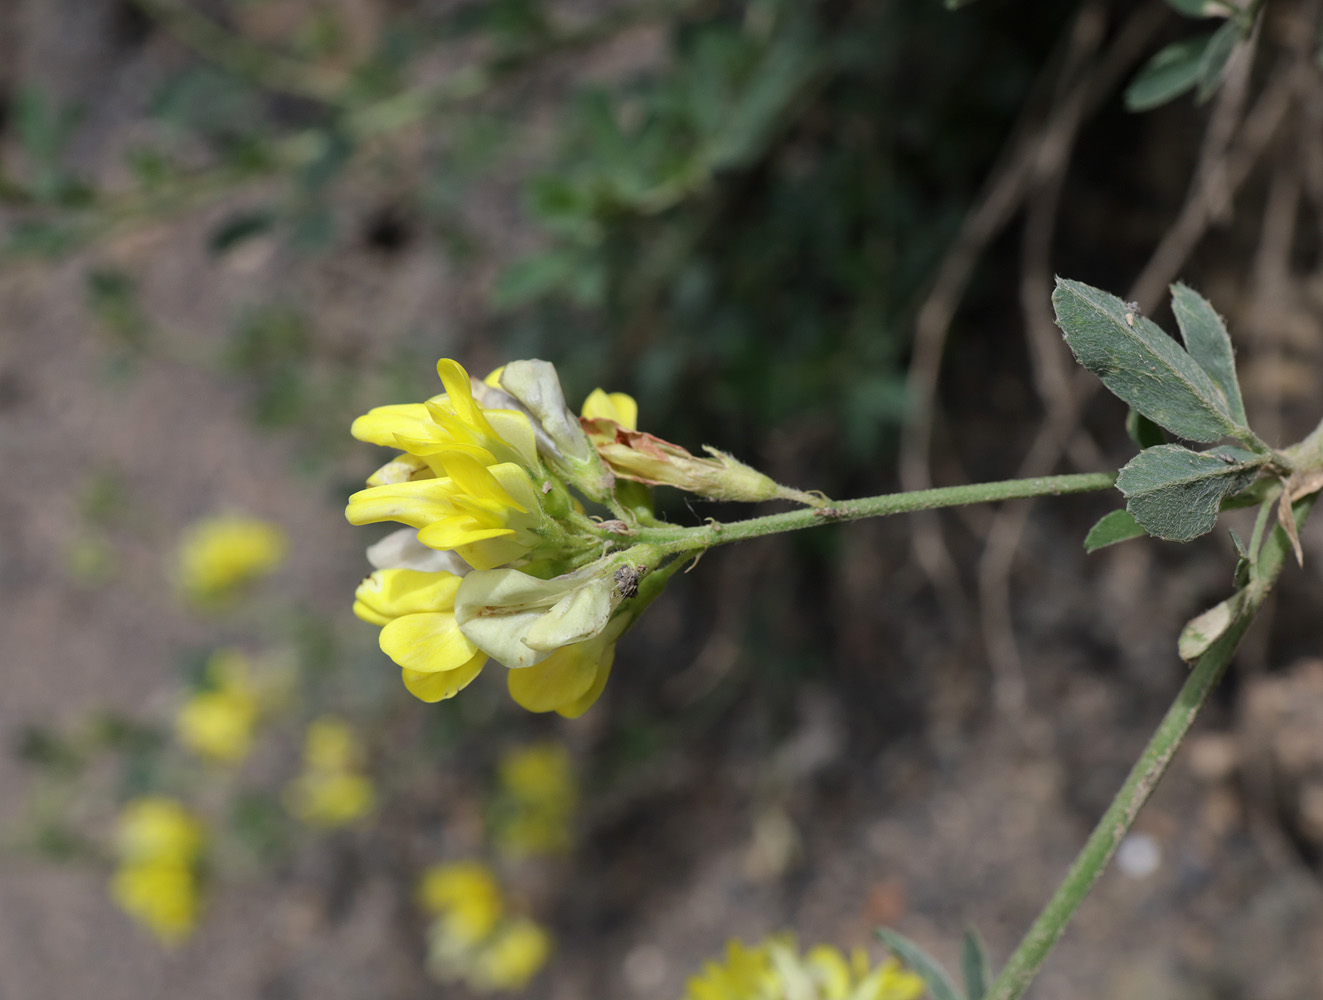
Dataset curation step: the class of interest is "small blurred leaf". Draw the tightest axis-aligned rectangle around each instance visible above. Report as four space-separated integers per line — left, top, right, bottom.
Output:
1052 278 1248 443
209 209 278 255
1165 0 1231 16
1196 18 1243 103
86 269 152 349
1115 444 1264 542
876 928 963 1000
1170 282 1246 426
494 251 582 310
1124 35 1211 112
1126 408 1167 449
1179 589 1247 660
961 930 990 1000
1085 509 1148 552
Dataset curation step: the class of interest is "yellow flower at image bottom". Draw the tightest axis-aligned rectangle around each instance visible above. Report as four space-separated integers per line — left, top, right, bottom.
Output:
682 937 925 1000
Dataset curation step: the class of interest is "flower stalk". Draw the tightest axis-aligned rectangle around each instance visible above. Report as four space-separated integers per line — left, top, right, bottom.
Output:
984 493 1316 1000
623 472 1118 555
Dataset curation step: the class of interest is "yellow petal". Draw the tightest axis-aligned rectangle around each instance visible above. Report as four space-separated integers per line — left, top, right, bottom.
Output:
345 479 459 528
554 643 615 718
380 612 480 674
581 388 638 431
351 403 434 447
416 522 515 551
444 454 526 511
354 568 462 622
402 650 486 702
507 641 608 714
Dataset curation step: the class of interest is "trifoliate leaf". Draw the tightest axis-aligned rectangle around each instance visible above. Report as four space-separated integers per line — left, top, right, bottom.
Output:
1085 509 1148 552
1170 282 1246 426
1179 589 1247 661
1115 444 1264 542
961 929 990 1000
1124 36 1211 112
1196 18 1243 103
1052 278 1248 442
875 928 962 1000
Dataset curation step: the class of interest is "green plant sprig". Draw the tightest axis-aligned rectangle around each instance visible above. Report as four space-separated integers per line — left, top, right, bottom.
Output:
622 472 1118 556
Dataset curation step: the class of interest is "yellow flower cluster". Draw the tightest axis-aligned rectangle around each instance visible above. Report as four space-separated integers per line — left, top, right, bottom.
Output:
493 742 578 859
109 797 205 946
284 716 376 828
418 860 552 993
174 648 283 764
176 515 286 608
683 937 925 1000
346 358 667 717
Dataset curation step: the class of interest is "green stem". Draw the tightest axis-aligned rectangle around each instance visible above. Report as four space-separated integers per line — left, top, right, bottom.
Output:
985 494 1315 1000
625 472 1117 554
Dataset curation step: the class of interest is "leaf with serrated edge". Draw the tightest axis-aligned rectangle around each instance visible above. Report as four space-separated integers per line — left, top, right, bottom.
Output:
1053 279 1247 443
1170 283 1246 426
1116 444 1263 542
1085 509 1148 552
875 929 962 1000
1125 36 1211 112
1179 590 1247 661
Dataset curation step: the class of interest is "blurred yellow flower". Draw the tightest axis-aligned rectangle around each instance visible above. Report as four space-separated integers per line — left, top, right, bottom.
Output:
682 937 925 1000
176 515 286 608
110 797 205 946
420 859 553 993
175 649 267 764
115 796 205 866
468 917 552 992
418 861 505 946
284 717 376 828
495 743 577 858
110 862 201 946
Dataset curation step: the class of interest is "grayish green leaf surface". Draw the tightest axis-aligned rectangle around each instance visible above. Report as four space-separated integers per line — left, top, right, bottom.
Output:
1164 0 1228 16
1179 590 1247 661
1124 36 1210 111
1196 19 1242 103
876 928 963 1000
1084 509 1148 552
1170 282 1246 426
1052 279 1247 442
961 930 989 1000
1116 444 1263 542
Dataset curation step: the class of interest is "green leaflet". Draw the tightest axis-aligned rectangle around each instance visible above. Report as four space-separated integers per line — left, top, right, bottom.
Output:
1126 408 1167 449
1115 444 1264 542
1084 509 1148 552
876 928 963 1000
961 929 990 1000
1052 279 1249 443
1170 282 1247 426
1178 590 1248 661
1196 18 1243 103
1124 35 1212 112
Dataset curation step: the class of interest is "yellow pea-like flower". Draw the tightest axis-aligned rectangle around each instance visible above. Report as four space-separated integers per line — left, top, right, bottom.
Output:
346 457 544 571
354 569 488 702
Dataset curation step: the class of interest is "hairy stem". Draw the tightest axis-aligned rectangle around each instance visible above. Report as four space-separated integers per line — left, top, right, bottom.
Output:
626 472 1117 554
985 494 1315 1000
